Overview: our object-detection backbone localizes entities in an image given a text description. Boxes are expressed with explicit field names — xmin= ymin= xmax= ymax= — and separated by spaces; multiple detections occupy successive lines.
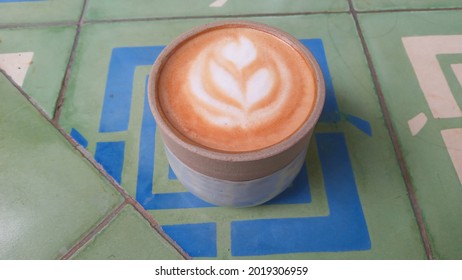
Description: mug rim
xmin=148 ymin=20 xmax=325 ymax=163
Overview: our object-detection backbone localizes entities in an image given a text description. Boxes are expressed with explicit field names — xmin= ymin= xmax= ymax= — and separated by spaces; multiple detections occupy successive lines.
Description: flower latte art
xmin=158 ymin=27 xmax=317 ymax=152
xmin=189 ymin=36 xmax=290 ymax=129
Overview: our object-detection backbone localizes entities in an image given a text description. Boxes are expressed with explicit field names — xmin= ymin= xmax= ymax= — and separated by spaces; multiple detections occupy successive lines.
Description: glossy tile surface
xmin=85 ymin=0 xmax=349 ymax=21
xmin=359 ymin=10 xmax=462 ymax=259
xmin=59 ymin=14 xmax=425 ymax=259
xmin=0 ymin=26 xmax=76 ymax=117
xmin=73 ymin=205 xmax=184 ymax=260
xmin=0 ymin=73 xmax=123 ymax=259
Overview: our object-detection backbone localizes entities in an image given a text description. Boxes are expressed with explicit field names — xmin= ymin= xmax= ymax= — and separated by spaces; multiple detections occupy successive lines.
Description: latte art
xmin=158 ymin=26 xmax=317 ymax=152
xmin=189 ymin=36 xmax=290 ymax=129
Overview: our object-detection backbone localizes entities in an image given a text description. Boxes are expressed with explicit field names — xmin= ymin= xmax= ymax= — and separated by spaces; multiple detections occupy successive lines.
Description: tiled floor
xmin=1 ymin=0 xmax=461 ymax=260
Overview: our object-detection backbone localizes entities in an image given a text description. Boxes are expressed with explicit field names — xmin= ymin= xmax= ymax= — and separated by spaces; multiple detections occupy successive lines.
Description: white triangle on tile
xmin=0 ymin=52 xmax=34 ymax=87
xmin=408 ymin=112 xmax=428 ymax=136
xmin=209 ymin=0 xmax=228 ymax=7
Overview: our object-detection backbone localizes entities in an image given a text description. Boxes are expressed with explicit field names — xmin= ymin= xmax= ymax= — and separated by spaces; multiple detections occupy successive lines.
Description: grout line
xmin=82 ymin=10 xmax=348 ymax=24
xmin=126 ymin=197 xmax=192 ymax=260
xmin=357 ymin=6 xmax=462 ymax=14
xmin=1 ymin=69 xmax=53 ymax=121
xmin=51 ymin=0 xmax=89 ymax=124
xmin=347 ymin=0 xmax=434 ymax=259
xmin=1 ymin=70 xmax=191 ymax=260
xmin=0 ymin=21 xmax=77 ymax=29
xmin=80 ymin=6 xmax=462 ymax=25
xmin=60 ymin=201 xmax=128 ymax=260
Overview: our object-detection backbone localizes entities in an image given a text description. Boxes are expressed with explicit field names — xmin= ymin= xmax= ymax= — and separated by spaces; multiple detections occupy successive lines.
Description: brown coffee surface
xmin=157 ymin=25 xmax=317 ymax=152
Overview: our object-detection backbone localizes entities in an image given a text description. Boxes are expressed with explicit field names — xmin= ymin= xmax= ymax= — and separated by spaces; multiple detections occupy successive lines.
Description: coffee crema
xmin=157 ymin=25 xmax=317 ymax=152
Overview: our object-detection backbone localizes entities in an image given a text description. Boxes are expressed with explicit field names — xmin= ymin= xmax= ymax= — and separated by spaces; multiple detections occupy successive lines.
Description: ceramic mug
xmin=148 ymin=20 xmax=325 ymax=207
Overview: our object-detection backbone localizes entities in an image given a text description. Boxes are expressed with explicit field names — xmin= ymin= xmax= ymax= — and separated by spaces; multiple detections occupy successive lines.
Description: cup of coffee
xmin=148 ymin=20 xmax=325 ymax=207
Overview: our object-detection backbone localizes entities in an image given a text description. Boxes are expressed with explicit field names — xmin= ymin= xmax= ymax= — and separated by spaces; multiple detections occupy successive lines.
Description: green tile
xmin=0 ymin=0 xmax=83 ymax=25
xmin=359 ymin=10 xmax=462 ymax=259
xmin=85 ymin=0 xmax=349 ymax=21
xmin=352 ymin=0 xmax=462 ymax=11
xmin=0 ymin=26 xmax=76 ymax=117
xmin=73 ymin=205 xmax=184 ymax=260
xmin=0 ymin=73 xmax=123 ymax=259
xmin=59 ymin=15 xmax=425 ymax=259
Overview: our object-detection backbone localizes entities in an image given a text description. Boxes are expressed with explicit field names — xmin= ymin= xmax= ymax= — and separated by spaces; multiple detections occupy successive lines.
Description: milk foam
xmin=158 ymin=26 xmax=317 ymax=152
xmin=189 ymin=35 xmax=290 ymax=128
xmin=222 ymin=36 xmax=256 ymax=70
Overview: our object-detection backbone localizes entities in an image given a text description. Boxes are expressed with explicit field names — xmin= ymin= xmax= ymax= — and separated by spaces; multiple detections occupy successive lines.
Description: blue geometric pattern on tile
xmin=162 ymin=223 xmax=217 ymax=257
xmin=303 ymin=39 xmax=371 ymax=136
xmin=231 ymin=133 xmax=371 ymax=256
xmin=94 ymin=141 xmax=125 ymax=184
xmin=99 ymin=46 xmax=163 ymax=133
xmin=70 ymin=39 xmax=371 ymax=257
xmin=70 ymin=128 xmax=88 ymax=148
xmin=345 ymin=113 xmax=372 ymax=136
xmin=301 ymin=39 xmax=339 ymax=123
xmin=168 ymin=165 xmax=177 ymax=180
